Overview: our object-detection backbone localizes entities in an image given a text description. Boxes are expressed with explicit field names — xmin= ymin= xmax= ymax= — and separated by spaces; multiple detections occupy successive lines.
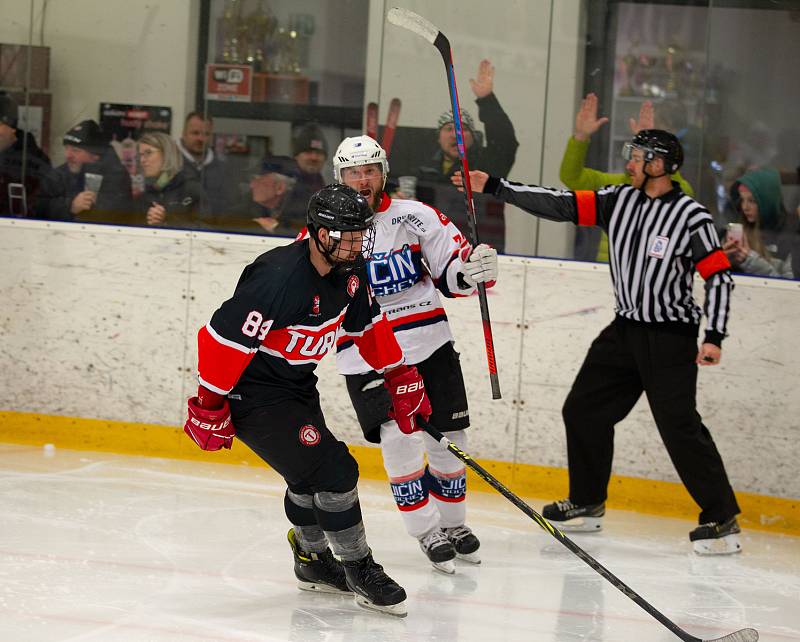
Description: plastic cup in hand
xmin=84 ymin=172 xmax=103 ymax=194
xmin=397 ymin=175 xmax=417 ymax=199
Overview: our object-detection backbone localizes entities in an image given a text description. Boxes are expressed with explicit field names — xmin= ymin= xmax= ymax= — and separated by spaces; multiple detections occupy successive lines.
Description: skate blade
xmin=455 ymin=552 xmax=481 ymax=564
xmin=556 ymin=517 xmax=603 ymax=532
xmin=693 ymin=533 xmax=742 ymax=556
xmin=432 ymin=559 xmax=456 ymax=574
xmin=353 ymin=594 xmax=408 ymax=617
xmin=297 ymin=580 xmax=351 ymax=594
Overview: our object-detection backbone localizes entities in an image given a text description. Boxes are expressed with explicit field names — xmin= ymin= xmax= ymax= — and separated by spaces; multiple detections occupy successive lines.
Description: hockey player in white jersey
xmin=333 ymin=135 xmax=498 ymax=573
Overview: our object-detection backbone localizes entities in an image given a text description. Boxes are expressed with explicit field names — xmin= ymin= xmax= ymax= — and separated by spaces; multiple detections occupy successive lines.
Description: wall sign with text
xmin=205 ymin=64 xmax=253 ymax=102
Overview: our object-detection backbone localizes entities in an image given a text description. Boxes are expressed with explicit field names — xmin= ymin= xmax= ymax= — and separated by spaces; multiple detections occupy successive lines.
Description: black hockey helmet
xmin=307 ymin=184 xmax=375 ymax=272
xmin=623 ymin=129 xmax=684 ymax=174
xmin=307 ymin=183 xmax=374 ymax=232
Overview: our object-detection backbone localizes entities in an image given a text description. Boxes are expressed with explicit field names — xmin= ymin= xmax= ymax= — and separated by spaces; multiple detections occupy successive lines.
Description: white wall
xmin=0 ymin=0 xmax=199 ymax=165
xmin=2 ymin=219 xmax=798 ymax=499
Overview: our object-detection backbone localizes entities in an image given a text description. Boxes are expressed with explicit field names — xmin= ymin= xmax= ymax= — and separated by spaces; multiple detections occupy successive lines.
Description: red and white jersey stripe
xmin=336 ymin=193 xmax=479 ymax=374
xmin=197 ymin=240 xmax=403 ymax=406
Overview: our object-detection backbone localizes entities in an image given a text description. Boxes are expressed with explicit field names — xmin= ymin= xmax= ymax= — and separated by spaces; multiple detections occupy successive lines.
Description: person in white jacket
xmin=333 ymin=135 xmax=498 ymax=574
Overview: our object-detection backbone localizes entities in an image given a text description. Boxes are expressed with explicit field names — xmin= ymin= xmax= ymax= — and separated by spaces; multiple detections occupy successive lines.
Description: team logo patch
xmin=346 ymin=274 xmax=359 ymax=297
xmin=648 ymin=235 xmax=669 ymax=259
xmin=311 ymin=294 xmax=320 ymax=316
xmin=299 ymin=424 xmax=321 ymax=446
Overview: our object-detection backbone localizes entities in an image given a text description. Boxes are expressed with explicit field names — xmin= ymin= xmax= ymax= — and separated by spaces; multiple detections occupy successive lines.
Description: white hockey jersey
xmin=336 ymin=192 xmax=477 ymax=374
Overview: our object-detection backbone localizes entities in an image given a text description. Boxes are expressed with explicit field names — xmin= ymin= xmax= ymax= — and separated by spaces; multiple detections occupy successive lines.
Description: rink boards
xmin=1 ymin=218 xmax=798 ymax=534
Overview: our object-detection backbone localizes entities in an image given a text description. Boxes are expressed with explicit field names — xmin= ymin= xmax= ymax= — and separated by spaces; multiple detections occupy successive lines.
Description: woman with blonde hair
xmin=138 ymin=131 xmax=207 ymax=227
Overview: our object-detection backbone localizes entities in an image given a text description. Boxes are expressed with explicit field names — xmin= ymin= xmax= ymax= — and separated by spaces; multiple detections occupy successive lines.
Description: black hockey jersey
xmin=196 ymin=240 xmax=403 ymax=406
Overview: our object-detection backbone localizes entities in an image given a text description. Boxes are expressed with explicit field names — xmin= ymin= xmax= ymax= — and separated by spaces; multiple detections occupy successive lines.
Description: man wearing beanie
xmin=282 ymin=122 xmax=328 ymax=232
xmin=292 ymin=122 xmax=328 ymax=177
xmin=0 ymin=91 xmax=61 ymax=218
xmin=413 ymin=60 xmax=518 ymax=251
xmin=53 ymin=119 xmax=132 ymax=222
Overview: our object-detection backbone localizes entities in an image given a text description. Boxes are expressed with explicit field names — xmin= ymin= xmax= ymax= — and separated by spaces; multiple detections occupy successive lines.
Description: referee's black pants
xmin=562 ymin=318 xmax=740 ymax=524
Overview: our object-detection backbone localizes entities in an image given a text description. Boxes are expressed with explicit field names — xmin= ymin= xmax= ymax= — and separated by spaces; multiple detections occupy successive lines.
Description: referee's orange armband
xmin=575 ymin=191 xmax=597 ymax=226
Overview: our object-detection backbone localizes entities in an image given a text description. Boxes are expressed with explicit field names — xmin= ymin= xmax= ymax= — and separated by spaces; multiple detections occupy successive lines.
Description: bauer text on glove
xmin=184 ymin=394 xmax=235 ymax=451
xmin=384 ymin=365 xmax=432 ymax=434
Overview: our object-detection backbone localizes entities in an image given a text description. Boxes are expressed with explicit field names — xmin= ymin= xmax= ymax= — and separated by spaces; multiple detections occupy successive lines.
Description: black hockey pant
xmin=562 ymin=318 xmax=740 ymax=524
xmin=232 ymin=397 xmax=366 ymax=559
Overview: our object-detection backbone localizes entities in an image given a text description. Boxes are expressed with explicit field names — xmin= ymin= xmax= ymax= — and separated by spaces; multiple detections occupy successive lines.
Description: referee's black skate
xmin=542 ymin=499 xmax=605 ymax=532
xmin=443 ymin=525 xmax=481 ymax=564
xmin=418 ymin=527 xmax=457 ymax=574
xmin=287 ymin=529 xmax=350 ymax=594
xmin=342 ymin=552 xmax=407 ymax=617
xmin=690 ymin=517 xmax=742 ymax=555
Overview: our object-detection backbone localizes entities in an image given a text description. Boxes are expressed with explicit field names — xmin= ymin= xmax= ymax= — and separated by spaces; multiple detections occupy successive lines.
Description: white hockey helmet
xmin=332 ymin=135 xmax=389 ymax=186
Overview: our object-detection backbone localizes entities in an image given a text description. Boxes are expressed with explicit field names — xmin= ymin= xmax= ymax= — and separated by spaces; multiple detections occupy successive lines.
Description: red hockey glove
xmin=384 ymin=365 xmax=432 ymax=434
xmin=184 ymin=396 xmax=235 ymax=451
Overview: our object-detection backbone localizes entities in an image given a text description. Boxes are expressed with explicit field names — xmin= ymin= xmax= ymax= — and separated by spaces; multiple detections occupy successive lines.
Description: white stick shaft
xmin=387 ymin=7 xmax=439 ymax=43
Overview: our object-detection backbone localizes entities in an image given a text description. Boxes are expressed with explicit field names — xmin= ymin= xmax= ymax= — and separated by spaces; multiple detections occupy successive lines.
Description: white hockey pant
xmin=380 ymin=420 xmax=468 ymax=539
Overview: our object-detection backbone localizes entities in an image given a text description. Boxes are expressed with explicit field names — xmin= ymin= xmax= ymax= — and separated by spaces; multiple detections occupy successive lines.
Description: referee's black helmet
xmin=627 ymin=129 xmax=684 ymax=174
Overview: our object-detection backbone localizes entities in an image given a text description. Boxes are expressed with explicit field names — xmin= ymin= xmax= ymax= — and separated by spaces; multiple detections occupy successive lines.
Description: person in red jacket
xmin=184 ymin=184 xmax=432 ymax=617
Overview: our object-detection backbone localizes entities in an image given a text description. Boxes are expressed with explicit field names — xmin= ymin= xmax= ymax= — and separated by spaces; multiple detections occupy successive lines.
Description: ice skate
xmin=419 ymin=527 xmax=457 ymax=574
xmin=690 ymin=517 xmax=742 ymax=555
xmin=443 ymin=525 xmax=481 ymax=564
xmin=542 ymin=499 xmax=605 ymax=532
xmin=342 ymin=552 xmax=407 ymax=617
xmin=287 ymin=529 xmax=350 ymax=594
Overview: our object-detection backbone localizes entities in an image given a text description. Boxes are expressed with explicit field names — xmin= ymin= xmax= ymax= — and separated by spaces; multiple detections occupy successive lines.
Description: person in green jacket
xmin=724 ymin=167 xmax=793 ymax=279
xmin=561 ymin=93 xmax=693 ymax=262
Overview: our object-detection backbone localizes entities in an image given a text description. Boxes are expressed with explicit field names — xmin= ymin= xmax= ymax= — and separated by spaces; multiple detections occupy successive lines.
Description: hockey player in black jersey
xmin=453 ymin=131 xmax=742 ymax=555
xmin=183 ymin=184 xmax=433 ymax=616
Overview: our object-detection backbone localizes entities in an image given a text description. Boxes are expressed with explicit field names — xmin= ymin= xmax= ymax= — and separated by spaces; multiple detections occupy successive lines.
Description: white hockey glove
xmin=460 ymin=244 xmax=498 ymax=288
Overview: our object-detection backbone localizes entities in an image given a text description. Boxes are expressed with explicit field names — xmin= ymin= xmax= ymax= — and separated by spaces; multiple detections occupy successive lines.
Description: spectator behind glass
xmin=724 ymin=167 xmax=793 ymax=279
xmin=177 ymin=112 xmax=235 ymax=216
xmin=282 ymin=122 xmax=327 ymax=230
xmin=222 ymin=155 xmax=299 ymax=236
xmin=415 ymin=59 xmax=518 ymax=185
xmin=137 ymin=132 xmax=208 ymax=228
xmin=562 ymin=94 xmax=694 ymax=262
xmin=54 ymin=119 xmax=132 ymax=222
xmin=0 ymin=91 xmax=61 ymax=219
xmin=406 ymin=60 xmax=517 ymax=251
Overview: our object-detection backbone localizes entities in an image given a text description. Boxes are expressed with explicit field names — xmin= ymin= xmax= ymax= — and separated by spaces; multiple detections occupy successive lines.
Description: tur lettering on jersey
xmin=260 ymin=312 xmax=345 ymax=365
xmin=196 ymin=241 xmax=404 ymax=400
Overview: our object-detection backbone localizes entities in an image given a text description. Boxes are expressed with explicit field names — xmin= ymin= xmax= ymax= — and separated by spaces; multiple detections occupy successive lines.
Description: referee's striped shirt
xmin=484 ymin=177 xmax=734 ymax=345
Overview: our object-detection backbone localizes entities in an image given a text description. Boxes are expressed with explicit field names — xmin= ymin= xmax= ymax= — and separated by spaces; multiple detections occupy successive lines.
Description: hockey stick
xmin=387 ymin=7 xmax=501 ymax=400
xmin=418 ymin=417 xmax=759 ymax=642
xmin=380 ymin=98 xmax=402 ymax=157
xmin=365 ymin=101 xmax=379 ymax=140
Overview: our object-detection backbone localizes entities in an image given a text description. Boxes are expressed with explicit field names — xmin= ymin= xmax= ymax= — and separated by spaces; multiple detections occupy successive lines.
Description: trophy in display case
xmin=215 ymin=0 xmax=311 ymax=104
xmin=244 ymin=0 xmax=277 ymax=69
xmin=220 ymin=0 xmax=241 ymax=63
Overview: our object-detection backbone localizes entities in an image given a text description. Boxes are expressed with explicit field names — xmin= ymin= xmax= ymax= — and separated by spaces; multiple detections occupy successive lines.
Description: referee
xmin=455 ymin=130 xmax=742 ymax=555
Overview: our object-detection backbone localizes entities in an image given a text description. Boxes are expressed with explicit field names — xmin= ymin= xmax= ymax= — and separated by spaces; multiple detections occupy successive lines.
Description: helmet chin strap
xmin=311 ymin=226 xmax=358 ymax=275
xmin=640 ymin=162 xmax=667 ymax=191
